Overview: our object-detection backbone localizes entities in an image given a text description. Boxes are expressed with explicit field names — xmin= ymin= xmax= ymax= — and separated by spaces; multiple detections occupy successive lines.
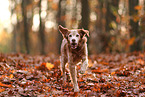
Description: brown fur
xmin=59 ymin=25 xmax=89 ymax=92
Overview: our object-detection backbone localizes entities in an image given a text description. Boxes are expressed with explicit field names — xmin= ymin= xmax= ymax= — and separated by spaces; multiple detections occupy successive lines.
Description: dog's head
xmin=59 ymin=25 xmax=89 ymax=49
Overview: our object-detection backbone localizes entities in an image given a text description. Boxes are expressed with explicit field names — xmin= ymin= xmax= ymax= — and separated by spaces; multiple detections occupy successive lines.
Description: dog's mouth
xmin=71 ymin=43 xmax=78 ymax=49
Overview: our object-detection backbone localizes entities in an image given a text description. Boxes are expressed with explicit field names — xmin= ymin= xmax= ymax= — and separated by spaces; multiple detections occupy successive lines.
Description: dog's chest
xmin=69 ymin=47 xmax=85 ymax=63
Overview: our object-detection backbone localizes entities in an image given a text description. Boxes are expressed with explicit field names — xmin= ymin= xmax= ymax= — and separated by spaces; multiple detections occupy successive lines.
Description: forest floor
xmin=0 ymin=52 xmax=144 ymax=96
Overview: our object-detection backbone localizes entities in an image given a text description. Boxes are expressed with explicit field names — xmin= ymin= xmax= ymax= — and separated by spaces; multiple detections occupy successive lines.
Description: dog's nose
xmin=72 ymin=39 xmax=76 ymax=42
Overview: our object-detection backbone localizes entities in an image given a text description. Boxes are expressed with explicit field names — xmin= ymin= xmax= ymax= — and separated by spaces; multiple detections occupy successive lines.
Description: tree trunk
xmin=96 ymin=0 xmax=103 ymax=33
xmin=80 ymin=0 xmax=90 ymax=30
xmin=129 ymin=0 xmax=141 ymax=51
xmin=39 ymin=0 xmax=45 ymax=55
xmin=80 ymin=0 xmax=90 ymax=53
xmin=21 ymin=0 xmax=30 ymax=54
xmin=140 ymin=0 xmax=145 ymax=51
xmin=106 ymin=0 xmax=119 ymax=32
xmin=103 ymin=0 xmax=119 ymax=52
xmin=94 ymin=0 xmax=104 ymax=53
xmin=57 ymin=0 xmax=66 ymax=54
xmin=12 ymin=26 xmax=17 ymax=53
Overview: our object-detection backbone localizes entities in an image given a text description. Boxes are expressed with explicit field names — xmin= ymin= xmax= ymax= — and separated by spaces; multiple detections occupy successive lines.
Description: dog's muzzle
xmin=71 ymin=43 xmax=78 ymax=49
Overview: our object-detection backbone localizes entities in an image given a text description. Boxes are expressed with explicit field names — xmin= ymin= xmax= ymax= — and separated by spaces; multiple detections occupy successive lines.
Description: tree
xmin=95 ymin=0 xmax=107 ymax=53
xmin=39 ymin=0 xmax=46 ymax=55
xmin=103 ymin=0 xmax=119 ymax=52
xmin=106 ymin=0 xmax=119 ymax=32
xmin=140 ymin=0 xmax=145 ymax=51
xmin=21 ymin=0 xmax=30 ymax=54
xmin=9 ymin=0 xmax=17 ymax=53
xmin=80 ymin=0 xmax=90 ymax=30
xmin=129 ymin=0 xmax=141 ymax=51
xmin=57 ymin=0 xmax=66 ymax=54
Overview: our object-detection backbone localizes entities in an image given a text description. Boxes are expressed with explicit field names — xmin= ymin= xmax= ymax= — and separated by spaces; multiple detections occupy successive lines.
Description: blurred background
xmin=0 ymin=0 xmax=145 ymax=55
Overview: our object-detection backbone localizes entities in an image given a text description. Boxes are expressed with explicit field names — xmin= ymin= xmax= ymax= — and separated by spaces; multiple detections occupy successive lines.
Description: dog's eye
xmin=76 ymin=34 xmax=79 ymax=37
xmin=69 ymin=35 xmax=72 ymax=37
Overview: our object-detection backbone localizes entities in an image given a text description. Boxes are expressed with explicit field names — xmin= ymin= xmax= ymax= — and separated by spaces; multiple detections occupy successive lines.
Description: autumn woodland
xmin=0 ymin=0 xmax=145 ymax=96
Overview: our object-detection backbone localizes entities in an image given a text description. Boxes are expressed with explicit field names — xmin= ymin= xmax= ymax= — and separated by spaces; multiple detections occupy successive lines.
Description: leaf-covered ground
xmin=0 ymin=52 xmax=144 ymax=96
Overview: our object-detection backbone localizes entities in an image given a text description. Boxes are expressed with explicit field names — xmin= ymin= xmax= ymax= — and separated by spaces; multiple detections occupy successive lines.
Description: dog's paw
xmin=79 ymin=69 xmax=86 ymax=74
xmin=74 ymin=87 xmax=79 ymax=92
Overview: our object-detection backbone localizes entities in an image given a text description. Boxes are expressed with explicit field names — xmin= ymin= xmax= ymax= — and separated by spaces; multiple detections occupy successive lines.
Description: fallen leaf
xmin=9 ymin=74 xmax=14 ymax=79
xmin=36 ymin=62 xmax=54 ymax=71
xmin=46 ymin=63 xmax=54 ymax=70
xmin=88 ymin=60 xmax=93 ymax=67
xmin=134 ymin=5 xmax=142 ymax=10
xmin=111 ymin=72 xmax=116 ymax=75
xmin=0 ymin=88 xmax=5 ymax=92
xmin=136 ymin=59 xmax=144 ymax=65
xmin=0 ymin=82 xmax=12 ymax=88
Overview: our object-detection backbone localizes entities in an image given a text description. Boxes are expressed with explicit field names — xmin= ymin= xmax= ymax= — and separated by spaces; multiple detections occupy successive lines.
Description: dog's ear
xmin=79 ymin=29 xmax=89 ymax=38
xmin=58 ymin=25 xmax=69 ymax=38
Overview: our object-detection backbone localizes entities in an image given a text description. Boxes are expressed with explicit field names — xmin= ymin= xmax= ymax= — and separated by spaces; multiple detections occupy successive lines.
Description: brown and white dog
xmin=59 ymin=25 xmax=89 ymax=92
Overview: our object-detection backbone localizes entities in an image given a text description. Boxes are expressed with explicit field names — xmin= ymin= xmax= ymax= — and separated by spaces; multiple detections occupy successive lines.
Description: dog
xmin=59 ymin=25 xmax=89 ymax=92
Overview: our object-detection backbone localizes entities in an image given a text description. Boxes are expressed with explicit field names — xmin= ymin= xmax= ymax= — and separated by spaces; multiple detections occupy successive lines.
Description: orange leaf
xmin=11 ymin=70 xmax=15 ymax=73
xmin=0 ymin=88 xmax=5 ymax=92
xmin=111 ymin=72 xmax=116 ymax=75
xmin=36 ymin=62 xmax=54 ymax=71
xmin=46 ymin=63 xmax=54 ymax=70
xmin=92 ymin=69 xmax=102 ymax=74
xmin=0 ymin=82 xmax=12 ymax=88
xmin=136 ymin=59 xmax=144 ymax=65
xmin=101 ymin=68 xmax=109 ymax=73
xmin=93 ymin=87 xmax=100 ymax=92
xmin=88 ymin=60 xmax=93 ymax=67
xmin=117 ymin=83 xmax=121 ymax=87
xmin=134 ymin=5 xmax=142 ymax=10
xmin=101 ymin=62 xmax=109 ymax=65
xmin=9 ymin=74 xmax=13 ymax=79
xmin=128 ymin=37 xmax=135 ymax=45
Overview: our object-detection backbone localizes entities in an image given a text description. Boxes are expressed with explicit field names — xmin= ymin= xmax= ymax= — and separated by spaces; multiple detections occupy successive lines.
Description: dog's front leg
xmin=60 ymin=56 xmax=67 ymax=84
xmin=80 ymin=44 xmax=89 ymax=74
xmin=80 ymin=57 xmax=88 ymax=74
xmin=69 ymin=64 xmax=79 ymax=92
